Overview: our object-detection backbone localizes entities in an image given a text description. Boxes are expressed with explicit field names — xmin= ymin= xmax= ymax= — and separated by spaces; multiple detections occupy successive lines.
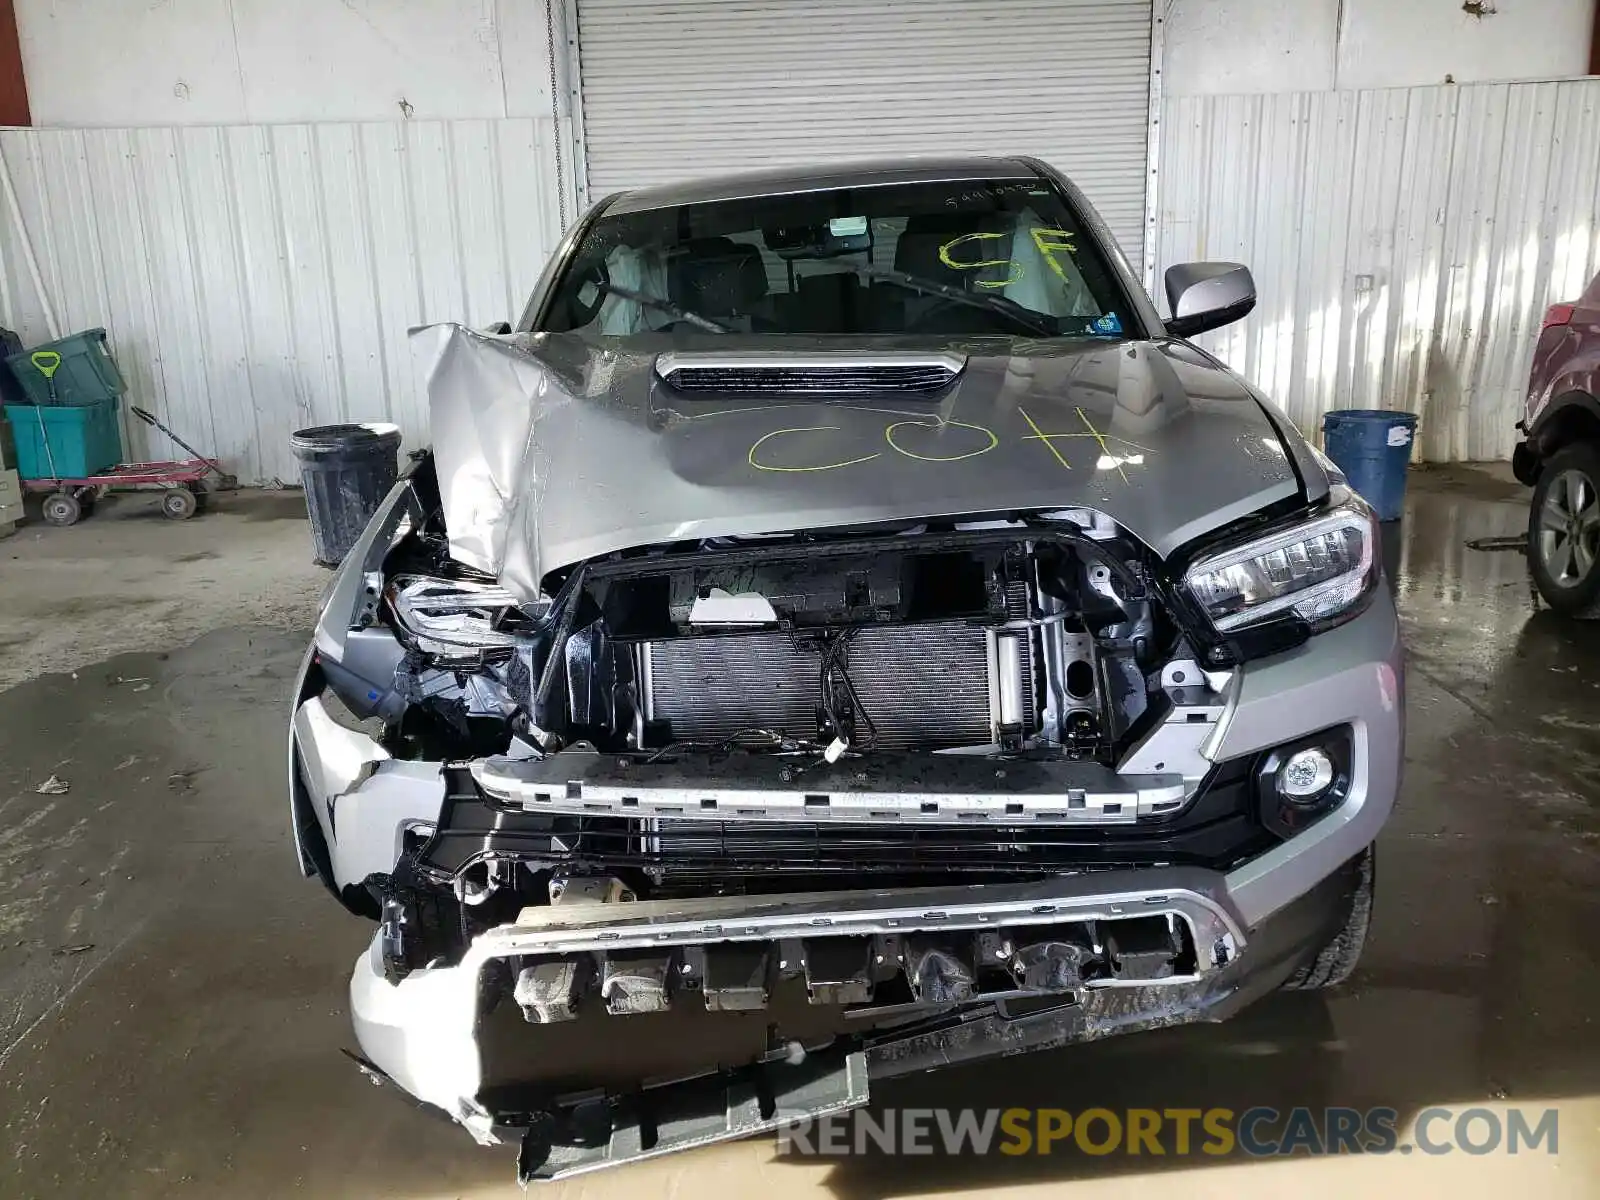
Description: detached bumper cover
xmin=474 ymin=872 xmax=1243 ymax=959
xmin=297 ymin=594 xmax=1402 ymax=1176
xmin=351 ymin=870 xmax=1247 ymax=1107
xmin=350 ymin=854 xmax=1359 ymax=1181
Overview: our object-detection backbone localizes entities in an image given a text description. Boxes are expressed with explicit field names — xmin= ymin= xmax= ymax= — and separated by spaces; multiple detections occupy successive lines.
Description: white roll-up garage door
xmin=574 ymin=0 xmax=1153 ymax=258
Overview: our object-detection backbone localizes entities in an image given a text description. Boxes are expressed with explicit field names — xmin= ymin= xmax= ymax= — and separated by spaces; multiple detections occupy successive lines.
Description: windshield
xmin=540 ymin=178 xmax=1135 ymax=340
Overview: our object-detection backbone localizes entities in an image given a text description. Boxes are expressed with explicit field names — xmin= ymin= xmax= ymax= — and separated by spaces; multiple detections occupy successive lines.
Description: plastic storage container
xmin=1321 ymin=409 xmax=1419 ymax=522
xmin=290 ymin=423 xmax=402 ymax=566
xmin=4 ymin=402 xmax=124 ymax=479
xmin=4 ymin=328 xmax=128 ymax=407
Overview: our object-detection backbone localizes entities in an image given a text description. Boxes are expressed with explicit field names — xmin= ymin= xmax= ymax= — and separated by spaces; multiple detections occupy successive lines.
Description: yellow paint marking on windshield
xmin=938 ymin=231 xmax=1023 ymax=289
xmin=936 ymin=228 xmax=1080 ymax=292
xmin=747 ymin=426 xmax=881 ymax=473
xmin=884 ymin=418 xmax=1000 ymax=463
xmin=1030 ymin=228 xmax=1078 ymax=286
xmin=1018 ymin=407 xmax=1071 ymax=471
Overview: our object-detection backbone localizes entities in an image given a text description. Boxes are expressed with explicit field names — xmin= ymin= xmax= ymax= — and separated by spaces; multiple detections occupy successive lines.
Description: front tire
xmin=1529 ymin=442 xmax=1600 ymax=617
xmin=1281 ymin=845 xmax=1374 ymax=991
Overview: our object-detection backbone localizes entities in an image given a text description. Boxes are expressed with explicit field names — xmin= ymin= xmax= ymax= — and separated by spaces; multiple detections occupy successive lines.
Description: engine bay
xmin=299 ymin=459 xmax=1271 ymax=1013
xmin=372 ymin=464 xmax=1171 ymax=769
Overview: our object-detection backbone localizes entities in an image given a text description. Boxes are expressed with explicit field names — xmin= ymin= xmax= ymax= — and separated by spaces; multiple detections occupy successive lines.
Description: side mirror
xmin=1163 ymin=262 xmax=1256 ymax=338
xmin=484 ymin=320 xmax=513 ymax=336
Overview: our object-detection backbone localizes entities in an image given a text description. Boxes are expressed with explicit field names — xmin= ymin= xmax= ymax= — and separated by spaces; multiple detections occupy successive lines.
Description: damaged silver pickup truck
xmin=288 ymin=157 xmax=1403 ymax=1181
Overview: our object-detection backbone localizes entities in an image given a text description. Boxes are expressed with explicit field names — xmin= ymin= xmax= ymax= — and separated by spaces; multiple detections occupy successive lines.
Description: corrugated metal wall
xmin=575 ymin=0 xmax=1154 ymax=256
xmin=1156 ymin=78 xmax=1600 ymax=462
xmin=0 ymin=119 xmax=568 ymax=483
xmin=1 ymin=77 xmax=1593 ymax=479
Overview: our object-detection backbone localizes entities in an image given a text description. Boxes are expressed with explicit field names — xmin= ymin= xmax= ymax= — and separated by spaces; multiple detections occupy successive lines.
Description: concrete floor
xmin=1 ymin=471 xmax=1599 ymax=1198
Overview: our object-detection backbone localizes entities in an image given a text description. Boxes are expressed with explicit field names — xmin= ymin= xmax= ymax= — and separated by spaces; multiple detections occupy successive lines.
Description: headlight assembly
xmin=387 ymin=575 xmax=537 ymax=653
xmin=1184 ymin=491 xmax=1379 ymax=634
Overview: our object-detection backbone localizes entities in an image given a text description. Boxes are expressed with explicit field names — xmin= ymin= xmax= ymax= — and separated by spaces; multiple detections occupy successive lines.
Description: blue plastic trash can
xmin=1321 ymin=409 xmax=1419 ymax=522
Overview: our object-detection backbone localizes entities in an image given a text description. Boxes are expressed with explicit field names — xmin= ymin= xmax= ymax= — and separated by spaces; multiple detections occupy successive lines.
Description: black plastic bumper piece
xmin=517 ymin=1048 xmax=870 ymax=1182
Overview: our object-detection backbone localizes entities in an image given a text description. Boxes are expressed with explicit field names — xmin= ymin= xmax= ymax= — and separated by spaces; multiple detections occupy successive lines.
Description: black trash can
xmin=290 ymin=423 xmax=402 ymax=567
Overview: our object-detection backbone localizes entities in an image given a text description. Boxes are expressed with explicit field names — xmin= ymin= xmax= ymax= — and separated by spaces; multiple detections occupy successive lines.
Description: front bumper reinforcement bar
xmin=476 ymin=870 xmax=1246 ymax=972
xmin=472 ymin=748 xmax=1190 ymax=824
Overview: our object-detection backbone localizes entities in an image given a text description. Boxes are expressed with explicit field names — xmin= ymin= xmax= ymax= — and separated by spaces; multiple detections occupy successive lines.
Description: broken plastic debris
xmin=131 ymin=683 xmax=151 ymax=693
xmin=688 ymin=588 xmax=779 ymax=624
xmin=824 ymin=738 xmax=848 ymax=764
xmin=51 ymin=944 xmax=94 ymax=957
xmin=505 ymin=735 xmax=543 ymax=761
xmin=35 ymin=775 xmax=70 ymax=795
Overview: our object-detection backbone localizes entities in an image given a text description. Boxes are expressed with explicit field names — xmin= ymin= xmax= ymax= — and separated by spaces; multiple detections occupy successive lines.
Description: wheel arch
xmin=1530 ymin=391 xmax=1600 ymax=464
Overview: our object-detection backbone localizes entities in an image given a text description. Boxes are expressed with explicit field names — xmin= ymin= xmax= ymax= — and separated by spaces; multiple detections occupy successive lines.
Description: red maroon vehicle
xmin=1515 ymin=270 xmax=1600 ymax=615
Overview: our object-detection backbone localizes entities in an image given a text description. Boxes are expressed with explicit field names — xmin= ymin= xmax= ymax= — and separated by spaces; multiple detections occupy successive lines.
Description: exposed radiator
xmin=641 ymin=620 xmax=1033 ymax=750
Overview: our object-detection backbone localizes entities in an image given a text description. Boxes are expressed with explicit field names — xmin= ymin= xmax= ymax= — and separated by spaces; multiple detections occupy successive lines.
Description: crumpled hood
xmin=410 ymin=326 xmax=1306 ymax=603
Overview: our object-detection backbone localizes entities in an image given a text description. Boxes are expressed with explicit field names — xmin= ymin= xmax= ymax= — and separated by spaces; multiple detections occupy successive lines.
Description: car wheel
xmin=1528 ymin=443 xmax=1600 ymax=617
xmin=1281 ymin=845 xmax=1373 ymax=991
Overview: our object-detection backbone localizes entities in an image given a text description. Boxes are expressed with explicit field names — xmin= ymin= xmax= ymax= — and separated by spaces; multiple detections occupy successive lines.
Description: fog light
xmin=1277 ymin=747 xmax=1335 ymax=802
xmin=1253 ymin=726 xmax=1353 ymax=840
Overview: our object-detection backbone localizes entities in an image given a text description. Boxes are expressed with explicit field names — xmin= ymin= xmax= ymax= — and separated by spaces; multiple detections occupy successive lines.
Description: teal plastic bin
xmin=4 ymin=402 xmax=123 ymax=479
xmin=4 ymin=328 xmax=127 ymax=407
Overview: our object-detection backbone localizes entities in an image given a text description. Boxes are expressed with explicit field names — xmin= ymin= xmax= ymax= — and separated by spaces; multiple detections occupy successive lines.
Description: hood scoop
xmin=655 ymin=351 xmax=965 ymax=397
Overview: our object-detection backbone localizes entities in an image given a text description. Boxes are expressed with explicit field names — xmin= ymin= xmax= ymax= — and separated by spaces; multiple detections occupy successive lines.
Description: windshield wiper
xmin=595 ymin=281 xmax=731 ymax=334
xmin=851 ymin=266 xmax=1057 ymax=337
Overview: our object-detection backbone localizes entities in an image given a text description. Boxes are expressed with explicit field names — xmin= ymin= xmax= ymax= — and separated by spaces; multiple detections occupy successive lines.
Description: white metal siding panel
xmin=576 ymin=0 xmax=1153 ymax=257
xmin=0 ymin=118 xmax=569 ymax=483
xmin=1156 ymin=78 xmax=1600 ymax=462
